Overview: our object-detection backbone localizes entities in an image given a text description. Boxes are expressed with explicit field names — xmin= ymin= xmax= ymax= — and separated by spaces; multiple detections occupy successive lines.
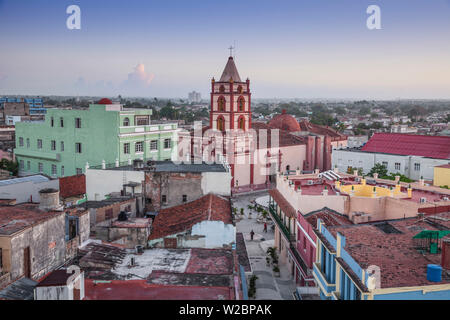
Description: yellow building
xmin=434 ymin=164 xmax=450 ymax=187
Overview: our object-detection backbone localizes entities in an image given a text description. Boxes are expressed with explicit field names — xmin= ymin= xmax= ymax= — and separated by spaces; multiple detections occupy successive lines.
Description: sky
xmin=0 ymin=0 xmax=450 ymax=99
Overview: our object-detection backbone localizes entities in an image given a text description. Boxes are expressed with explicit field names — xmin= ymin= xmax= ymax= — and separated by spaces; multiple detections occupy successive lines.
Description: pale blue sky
xmin=0 ymin=0 xmax=449 ymax=99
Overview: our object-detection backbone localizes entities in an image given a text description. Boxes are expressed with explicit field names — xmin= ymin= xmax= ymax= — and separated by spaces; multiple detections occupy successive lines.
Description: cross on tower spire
xmin=228 ymin=45 xmax=235 ymax=57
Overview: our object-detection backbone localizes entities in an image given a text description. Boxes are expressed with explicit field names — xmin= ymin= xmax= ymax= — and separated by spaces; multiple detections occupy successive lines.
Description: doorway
xmin=23 ymin=247 xmax=31 ymax=278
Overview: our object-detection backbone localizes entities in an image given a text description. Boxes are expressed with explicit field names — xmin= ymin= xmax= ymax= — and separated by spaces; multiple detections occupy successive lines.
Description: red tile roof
xmin=148 ymin=194 xmax=232 ymax=240
xmin=268 ymin=189 xmax=297 ymax=218
xmin=84 ymin=279 xmax=232 ymax=300
xmin=328 ymin=213 xmax=450 ymax=288
xmin=361 ymin=133 xmax=450 ymax=159
xmin=185 ymin=248 xmax=233 ymax=275
xmin=59 ymin=174 xmax=86 ymax=198
xmin=268 ymin=110 xmax=301 ymax=132
xmin=298 ymin=120 xmax=347 ymax=140
xmin=252 ymin=122 xmax=306 ymax=148
xmin=304 ymin=207 xmax=353 ymax=227
xmin=0 ymin=204 xmax=64 ymax=236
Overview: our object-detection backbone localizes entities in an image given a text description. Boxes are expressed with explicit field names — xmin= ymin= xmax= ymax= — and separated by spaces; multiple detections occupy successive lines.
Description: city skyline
xmin=1 ymin=0 xmax=450 ymax=99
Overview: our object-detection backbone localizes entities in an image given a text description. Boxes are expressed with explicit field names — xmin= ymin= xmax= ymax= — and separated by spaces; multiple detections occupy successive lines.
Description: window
xmin=61 ymin=166 xmax=65 ymax=177
xmin=27 ymin=161 xmax=30 ymax=170
xmin=150 ymin=140 xmax=158 ymax=151
xmin=37 ymin=139 xmax=42 ymax=149
xmin=76 ymin=168 xmax=82 ymax=175
xmin=414 ymin=163 xmax=420 ymax=171
xmin=237 ymin=85 xmax=243 ymax=93
xmin=19 ymin=160 xmax=24 ymax=170
xmin=382 ymin=161 xmax=388 ymax=168
xmin=51 ymin=140 xmax=56 ymax=151
xmin=162 ymin=195 xmax=167 ymax=203
xmin=51 ymin=164 xmax=57 ymax=175
xmin=219 ymin=85 xmax=225 ymax=93
xmin=75 ymin=143 xmax=82 ymax=153
xmin=75 ymin=118 xmax=81 ymax=128
xmin=395 ymin=162 xmax=401 ymax=170
xmin=38 ymin=163 xmax=43 ymax=173
xmin=218 ymin=97 xmax=225 ymax=111
xmin=26 ymin=138 xmax=30 ymax=148
xmin=182 ymin=195 xmax=187 ymax=202
xmin=164 ymin=139 xmax=171 ymax=149
xmin=238 ymin=117 xmax=245 ymax=130
xmin=135 ymin=116 xmax=149 ymax=126
xmin=60 ymin=117 xmax=64 ymax=127
xmin=124 ymin=143 xmax=130 ymax=154
xmin=135 ymin=141 xmax=144 ymax=153
xmin=217 ymin=117 xmax=225 ymax=131
xmin=19 ymin=137 xmax=24 ymax=147
xmin=238 ymin=97 xmax=245 ymax=111
xmin=61 ymin=141 xmax=64 ymax=151
xmin=123 ymin=117 xmax=130 ymax=126
xmin=50 ymin=117 xmax=54 ymax=127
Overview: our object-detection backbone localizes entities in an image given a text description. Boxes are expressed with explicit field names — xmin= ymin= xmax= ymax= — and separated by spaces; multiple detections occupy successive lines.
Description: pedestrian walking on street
xmin=250 ymin=230 xmax=255 ymax=241
xmin=263 ymin=222 xmax=267 ymax=233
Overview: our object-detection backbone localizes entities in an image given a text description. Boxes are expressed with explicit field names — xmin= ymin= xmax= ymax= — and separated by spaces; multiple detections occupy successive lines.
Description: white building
xmin=332 ymin=133 xmax=450 ymax=180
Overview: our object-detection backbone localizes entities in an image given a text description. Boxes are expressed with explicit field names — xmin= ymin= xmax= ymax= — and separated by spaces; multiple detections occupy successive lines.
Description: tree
xmin=0 ymin=158 xmax=18 ymax=176
xmin=368 ymin=163 xmax=388 ymax=177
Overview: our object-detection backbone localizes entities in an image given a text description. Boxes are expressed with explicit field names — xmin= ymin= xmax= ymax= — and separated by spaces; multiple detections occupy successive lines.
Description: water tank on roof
xmin=426 ymin=264 xmax=442 ymax=282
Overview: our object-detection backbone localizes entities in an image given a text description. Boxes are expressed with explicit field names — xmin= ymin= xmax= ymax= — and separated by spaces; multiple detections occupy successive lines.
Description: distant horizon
xmin=1 ymin=0 xmax=450 ymax=99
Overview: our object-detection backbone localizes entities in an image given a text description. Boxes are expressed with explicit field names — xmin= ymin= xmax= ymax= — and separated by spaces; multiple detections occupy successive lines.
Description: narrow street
xmin=233 ymin=192 xmax=297 ymax=300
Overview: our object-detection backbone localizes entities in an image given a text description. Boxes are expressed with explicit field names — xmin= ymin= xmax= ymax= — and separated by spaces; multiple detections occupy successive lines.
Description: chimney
xmin=442 ymin=239 xmax=450 ymax=270
xmin=39 ymin=188 xmax=63 ymax=211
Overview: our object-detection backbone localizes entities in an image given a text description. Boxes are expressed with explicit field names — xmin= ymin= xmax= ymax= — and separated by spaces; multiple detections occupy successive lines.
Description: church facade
xmin=179 ymin=56 xmax=347 ymax=193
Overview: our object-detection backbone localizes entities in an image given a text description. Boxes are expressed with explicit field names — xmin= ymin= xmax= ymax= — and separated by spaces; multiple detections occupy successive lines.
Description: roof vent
xmin=307 ymin=180 xmax=313 ymax=185
xmin=420 ymin=197 xmax=427 ymax=203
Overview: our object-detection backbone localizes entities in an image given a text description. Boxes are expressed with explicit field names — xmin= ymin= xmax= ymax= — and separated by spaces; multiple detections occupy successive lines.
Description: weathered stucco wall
xmin=9 ymin=213 xmax=66 ymax=282
xmin=85 ymin=169 xmax=145 ymax=200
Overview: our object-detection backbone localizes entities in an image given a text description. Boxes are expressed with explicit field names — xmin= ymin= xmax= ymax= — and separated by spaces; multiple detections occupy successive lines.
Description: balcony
xmin=288 ymin=244 xmax=310 ymax=277
xmin=269 ymin=205 xmax=291 ymax=241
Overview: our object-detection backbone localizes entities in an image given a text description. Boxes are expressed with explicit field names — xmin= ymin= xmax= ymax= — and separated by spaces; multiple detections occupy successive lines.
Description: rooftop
xmin=79 ymin=196 xmax=134 ymax=209
xmin=219 ymin=56 xmax=242 ymax=82
xmin=327 ymin=213 xmax=450 ymax=288
xmin=84 ymin=280 xmax=232 ymax=300
xmin=36 ymin=269 xmax=76 ymax=287
xmin=111 ymin=218 xmax=152 ymax=229
xmin=0 ymin=278 xmax=37 ymax=300
xmin=149 ymin=193 xmax=232 ymax=240
xmin=110 ymin=161 xmax=227 ymax=173
xmin=78 ymin=242 xmax=234 ymax=283
xmin=304 ymin=207 xmax=353 ymax=228
xmin=0 ymin=174 xmax=49 ymax=187
xmin=361 ymin=133 xmax=450 ymax=159
xmin=0 ymin=203 xmax=65 ymax=236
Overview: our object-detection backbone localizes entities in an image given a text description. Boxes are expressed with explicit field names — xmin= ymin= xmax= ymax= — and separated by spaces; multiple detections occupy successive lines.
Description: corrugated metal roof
xmin=361 ymin=133 xmax=450 ymax=159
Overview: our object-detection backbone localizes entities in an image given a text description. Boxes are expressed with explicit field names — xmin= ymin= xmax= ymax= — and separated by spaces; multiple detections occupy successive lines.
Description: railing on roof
xmin=269 ymin=204 xmax=291 ymax=240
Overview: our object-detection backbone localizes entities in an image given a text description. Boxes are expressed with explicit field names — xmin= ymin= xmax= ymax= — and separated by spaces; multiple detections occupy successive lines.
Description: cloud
xmin=70 ymin=64 xmax=155 ymax=97
xmin=122 ymin=63 xmax=154 ymax=88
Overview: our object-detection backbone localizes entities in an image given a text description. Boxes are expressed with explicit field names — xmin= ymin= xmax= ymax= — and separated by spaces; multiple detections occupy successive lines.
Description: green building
xmin=14 ymin=100 xmax=178 ymax=177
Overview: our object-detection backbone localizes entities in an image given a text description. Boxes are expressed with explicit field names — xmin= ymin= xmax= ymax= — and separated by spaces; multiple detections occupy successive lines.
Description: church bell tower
xmin=210 ymin=55 xmax=251 ymax=132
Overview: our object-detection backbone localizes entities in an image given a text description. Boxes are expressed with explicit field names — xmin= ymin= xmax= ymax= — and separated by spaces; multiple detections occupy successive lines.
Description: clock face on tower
xmin=210 ymin=56 xmax=251 ymax=132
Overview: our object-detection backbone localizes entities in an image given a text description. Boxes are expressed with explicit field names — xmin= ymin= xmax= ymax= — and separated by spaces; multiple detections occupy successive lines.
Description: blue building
xmin=0 ymin=97 xmax=46 ymax=115
xmin=312 ymin=213 xmax=450 ymax=300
